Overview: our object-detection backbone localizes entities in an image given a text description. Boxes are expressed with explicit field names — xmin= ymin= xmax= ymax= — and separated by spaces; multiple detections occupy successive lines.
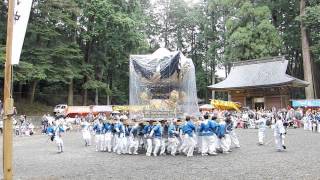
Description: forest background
xmin=0 ymin=0 xmax=319 ymax=114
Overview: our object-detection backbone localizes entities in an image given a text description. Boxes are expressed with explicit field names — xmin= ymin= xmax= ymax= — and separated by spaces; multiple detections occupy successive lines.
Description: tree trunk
xmin=83 ymin=89 xmax=88 ymax=106
xmin=212 ymin=74 xmax=216 ymax=100
xmin=164 ymin=0 xmax=170 ymax=48
xmin=95 ymin=68 xmax=104 ymax=105
xmin=211 ymin=54 xmax=216 ymax=100
xmin=83 ymin=39 xmax=92 ymax=106
xmin=95 ymin=88 xmax=98 ymax=105
xmin=164 ymin=21 xmax=169 ymax=48
xmin=271 ymin=0 xmax=278 ymax=27
xmin=17 ymin=82 xmax=23 ymax=101
xmin=300 ymin=0 xmax=315 ymax=99
xmin=312 ymin=62 xmax=320 ymax=98
xmin=68 ymin=79 xmax=73 ymax=105
xmin=106 ymin=84 xmax=110 ymax=105
xmin=29 ymin=80 xmax=38 ymax=104
xmin=106 ymin=69 xmax=113 ymax=105
xmin=82 ymin=11 xmax=95 ymax=105
xmin=205 ymin=58 xmax=208 ymax=103
xmin=224 ymin=64 xmax=228 ymax=77
xmin=107 ymin=96 xmax=110 ymax=105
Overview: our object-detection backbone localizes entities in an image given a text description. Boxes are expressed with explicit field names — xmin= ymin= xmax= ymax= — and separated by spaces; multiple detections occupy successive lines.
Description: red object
xmin=236 ymin=120 xmax=244 ymax=128
xmin=65 ymin=106 xmax=112 ymax=118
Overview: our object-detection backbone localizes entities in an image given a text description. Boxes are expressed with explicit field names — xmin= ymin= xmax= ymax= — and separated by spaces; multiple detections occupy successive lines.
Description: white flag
xmin=12 ymin=0 xmax=33 ymax=65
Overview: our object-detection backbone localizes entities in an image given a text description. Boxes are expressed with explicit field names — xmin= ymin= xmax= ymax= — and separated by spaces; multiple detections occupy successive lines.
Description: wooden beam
xmin=3 ymin=0 xmax=15 ymax=179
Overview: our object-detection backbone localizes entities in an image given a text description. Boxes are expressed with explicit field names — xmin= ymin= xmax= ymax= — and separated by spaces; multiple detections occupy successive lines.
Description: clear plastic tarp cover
xmin=129 ymin=48 xmax=200 ymax=120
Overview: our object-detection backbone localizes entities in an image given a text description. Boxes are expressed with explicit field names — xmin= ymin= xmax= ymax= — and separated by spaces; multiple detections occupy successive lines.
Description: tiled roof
xmin=208 ymin=56 xmax=309 ymax=90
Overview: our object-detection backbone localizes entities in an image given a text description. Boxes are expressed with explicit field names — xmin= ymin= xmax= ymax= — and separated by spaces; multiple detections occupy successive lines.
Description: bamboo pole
xmin=3 ymin=0 xmax=15 ymax=179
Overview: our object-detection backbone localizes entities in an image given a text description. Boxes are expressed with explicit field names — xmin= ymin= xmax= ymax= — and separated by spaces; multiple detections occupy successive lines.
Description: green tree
xmin=18 ymin=0 xmax=83 ymax=104
xmin=225 ymin=1 xmax=282 ymax=61
xmin=300 ymin=0 xmax=320 ymax=98
xmin=78 ymin=0 xmax=146 ymax=105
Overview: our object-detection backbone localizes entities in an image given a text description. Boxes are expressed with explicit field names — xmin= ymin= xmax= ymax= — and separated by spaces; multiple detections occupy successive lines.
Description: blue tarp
xmin=292 ymin=99 xmax=320 ymax=107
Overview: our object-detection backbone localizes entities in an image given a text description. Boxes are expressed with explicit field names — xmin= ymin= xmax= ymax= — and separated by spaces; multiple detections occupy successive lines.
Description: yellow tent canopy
xmin=112 ymin=106 xmax=129 ymax=111
xmin=210 ymin=99 xmax=241 ymax=112
xmin=113 ymin=105 xmax=146 ymax=112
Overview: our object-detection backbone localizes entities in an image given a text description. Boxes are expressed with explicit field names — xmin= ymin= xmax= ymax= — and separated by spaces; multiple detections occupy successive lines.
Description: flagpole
xmin=3 ymin=0 xmax=15 ymax=179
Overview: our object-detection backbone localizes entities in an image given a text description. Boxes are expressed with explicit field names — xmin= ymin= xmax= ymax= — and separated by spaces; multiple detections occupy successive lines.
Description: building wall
xmin=265 ymin=96 xmax=282 ymax=109
xmin=231 ymin=96 xmax=245 ymax=106
xmin=229 ymin=87 xmax=290 ymax=110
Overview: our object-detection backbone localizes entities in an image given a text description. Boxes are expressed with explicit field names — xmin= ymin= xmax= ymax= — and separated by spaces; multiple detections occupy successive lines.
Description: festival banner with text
xmin=12 ymin=0 xmax=33 ymax=65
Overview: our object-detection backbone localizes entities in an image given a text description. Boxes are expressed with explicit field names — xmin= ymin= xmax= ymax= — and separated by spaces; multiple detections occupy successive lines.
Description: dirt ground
xmin=0 ymin=128 xmax=320 ymax=180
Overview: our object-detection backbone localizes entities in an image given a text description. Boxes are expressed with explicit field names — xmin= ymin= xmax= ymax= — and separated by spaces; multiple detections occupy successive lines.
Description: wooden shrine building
xmin=208 ymin=56 xmax=309 ymax=110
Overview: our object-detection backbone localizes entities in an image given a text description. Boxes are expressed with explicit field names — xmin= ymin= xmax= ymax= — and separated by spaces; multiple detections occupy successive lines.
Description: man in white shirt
xmin=274 ymin=115 xmax=286 ymax=152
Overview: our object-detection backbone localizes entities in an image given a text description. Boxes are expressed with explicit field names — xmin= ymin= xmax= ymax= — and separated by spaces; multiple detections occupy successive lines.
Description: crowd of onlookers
xmin=0 ymin=105 xmax=320 ymax=136
xmin=0 ymin=100 xmax=35 ymax=136
xmin=13 ymin=115 xmax=35 ymax=136
xmin=203 ymin=107 xmax=320 ymax=132
xmin=0 ymin=114 xmax=35 ymax=136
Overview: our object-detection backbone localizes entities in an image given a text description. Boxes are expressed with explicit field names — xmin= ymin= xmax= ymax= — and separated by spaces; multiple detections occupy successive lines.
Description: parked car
xmin=53 ymin=104 xmax=67 ymax=116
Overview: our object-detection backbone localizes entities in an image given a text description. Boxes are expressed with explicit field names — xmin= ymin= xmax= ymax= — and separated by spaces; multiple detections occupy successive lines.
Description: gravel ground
xmin=0 ymin=128 xmax=320 ymax=180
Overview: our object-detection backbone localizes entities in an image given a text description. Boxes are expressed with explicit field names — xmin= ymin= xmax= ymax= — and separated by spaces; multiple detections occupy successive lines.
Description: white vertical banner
xmin=12 ymin=0 xmax=33 ymax=65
